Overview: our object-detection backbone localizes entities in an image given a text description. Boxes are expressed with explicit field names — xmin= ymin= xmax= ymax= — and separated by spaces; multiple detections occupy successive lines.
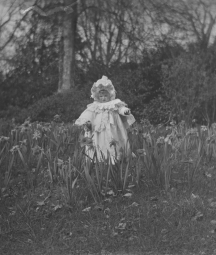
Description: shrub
xmin=13 ymin=88 xmax=91 ymax=123
xmin=0 ymin=118 xmax=15 ymax=136
xmin=141 ymin=96 xmax=172 ymax=125
xmin=162 ymin=52 xmax=216 ymax=124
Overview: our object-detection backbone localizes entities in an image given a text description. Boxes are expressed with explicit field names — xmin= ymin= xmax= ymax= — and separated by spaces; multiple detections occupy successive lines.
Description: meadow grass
xmin=1 ymin=119 xmax=216 ymax=254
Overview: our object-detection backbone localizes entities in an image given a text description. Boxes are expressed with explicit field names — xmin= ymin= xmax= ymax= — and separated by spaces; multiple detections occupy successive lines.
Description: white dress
xmin=75 ymin=99 xmax=135 ymax=162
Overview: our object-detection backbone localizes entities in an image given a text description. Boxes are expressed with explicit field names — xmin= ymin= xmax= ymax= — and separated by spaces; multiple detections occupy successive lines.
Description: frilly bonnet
xmin=91 ymin=76 xmax=116 ymax=101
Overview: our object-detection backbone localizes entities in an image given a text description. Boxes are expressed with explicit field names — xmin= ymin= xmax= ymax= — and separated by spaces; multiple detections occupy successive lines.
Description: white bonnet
xmin=91 ymin=76 xmax=116 ymax=101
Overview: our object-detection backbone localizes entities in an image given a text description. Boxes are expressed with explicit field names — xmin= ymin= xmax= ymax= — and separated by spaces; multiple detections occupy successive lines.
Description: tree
xmin=57 ymin=0 xmax=77 ymax=90
xmin=0 ymin=22 xmax=59 ymax=111
xmin=147 ymin=0 xmax=216 ymax=50
xmin=77 ymin=0 xmax=154 ymax=70
xmin=22 ymin=0 xmax=78 ymax=91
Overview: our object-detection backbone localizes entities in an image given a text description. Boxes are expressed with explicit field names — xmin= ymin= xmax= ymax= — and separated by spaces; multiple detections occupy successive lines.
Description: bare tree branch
xmin=0 ymin=1 xmax=17 ymax=31
xmin=0 ymin=0 xmax=30 ymax=52
xmin=21 ymin=1 xmax=78 ymax=15
xmin=147 ymin=0 xmax=216 ymax=49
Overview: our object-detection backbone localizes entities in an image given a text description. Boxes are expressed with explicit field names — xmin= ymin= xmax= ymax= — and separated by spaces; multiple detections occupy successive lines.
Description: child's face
xmin=98 ymin=90 xmax=110 ymax=103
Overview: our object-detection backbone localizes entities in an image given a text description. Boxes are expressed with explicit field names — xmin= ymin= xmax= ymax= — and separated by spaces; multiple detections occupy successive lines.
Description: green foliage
xmin=0 ymin=41 xmax=59 ymax=111
xmin=13 ymin=89 xmax=91 ymax=123
xmin=79 ymin=45 xmax=182 ymax=123
xmin=1 ymin=38 xmax=187 ymax=125
xmin=1 ymin=118 xmax=215 ymax=203
xmin=0 ymin=12 xmax=85 ymax=114
xmin=5 ymin=38 xmax=216 ymax=126
xmin=141 ymin=96 xmax=172 ymax=125
xmin=0 ymin=118 xmax=15 ymax=137
xmin=162 ymin=52 xmax=216 ymax=124
xmin=104 ymin=45 xmax=184 ymax=122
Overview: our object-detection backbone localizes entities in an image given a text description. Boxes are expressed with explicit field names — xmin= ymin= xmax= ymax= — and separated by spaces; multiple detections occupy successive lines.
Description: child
xmin=75 ymin=76 xmax=135 ymax=162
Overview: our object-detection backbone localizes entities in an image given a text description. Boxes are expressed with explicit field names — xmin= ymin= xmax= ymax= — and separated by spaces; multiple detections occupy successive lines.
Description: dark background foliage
xmin=1 ymin=0 xmax=216 ymax=126
xmin=1 ymin=41 xmax=216 ymax=125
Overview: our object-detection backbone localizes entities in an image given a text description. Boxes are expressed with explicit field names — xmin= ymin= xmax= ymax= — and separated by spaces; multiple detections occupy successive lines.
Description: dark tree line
xmin=1 ymin=0 xmax=216 ymax=124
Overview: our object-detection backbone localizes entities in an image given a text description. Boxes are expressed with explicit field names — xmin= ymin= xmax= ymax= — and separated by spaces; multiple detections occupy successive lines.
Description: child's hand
xmin=84 ymin=121 xmax=92 ymax=131
xmin=124 ymin=109 xmax=131 ymax=115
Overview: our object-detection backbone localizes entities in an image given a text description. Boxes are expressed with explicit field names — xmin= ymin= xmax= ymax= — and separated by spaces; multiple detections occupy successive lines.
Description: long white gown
xmin=75 ymin=99 xmax=135 ymax=162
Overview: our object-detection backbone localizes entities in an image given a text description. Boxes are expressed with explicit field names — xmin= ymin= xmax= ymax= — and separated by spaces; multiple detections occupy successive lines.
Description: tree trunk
xmin=58 ymin=0 xmax=77 ymax=92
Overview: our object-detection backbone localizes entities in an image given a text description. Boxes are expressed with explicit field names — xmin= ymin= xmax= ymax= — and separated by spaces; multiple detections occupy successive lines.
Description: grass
xmin=1 ymin=160 xmax=216 ymax=255
xmin=1 ymin=119 xmax=216 ymax=254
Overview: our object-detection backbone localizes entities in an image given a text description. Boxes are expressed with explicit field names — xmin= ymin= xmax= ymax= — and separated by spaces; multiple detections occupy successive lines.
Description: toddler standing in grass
xmin=75 ymin=76 xmax=135 ymax=162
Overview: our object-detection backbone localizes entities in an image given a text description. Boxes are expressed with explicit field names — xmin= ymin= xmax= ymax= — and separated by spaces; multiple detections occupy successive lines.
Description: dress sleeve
xmin=75 ymin=109 xmax=93 ymax=126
